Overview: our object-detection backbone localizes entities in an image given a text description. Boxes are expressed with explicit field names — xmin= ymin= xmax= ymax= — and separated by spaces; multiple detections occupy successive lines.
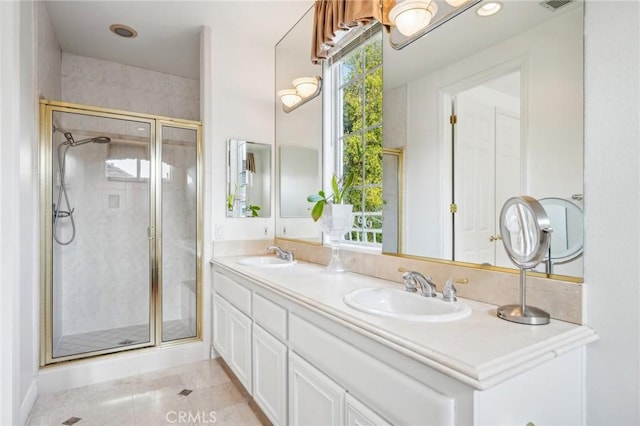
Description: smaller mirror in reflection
xmin=227 ymin=139 xmax=271 ymax=218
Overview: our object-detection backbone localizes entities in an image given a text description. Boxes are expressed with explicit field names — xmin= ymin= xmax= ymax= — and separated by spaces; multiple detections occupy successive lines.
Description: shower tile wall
xmin=55 ymin=135 xmax=151 ymax=337
xmin=53 ymin=53 xmax=200 ymax=344
xmin=61 ymin=52 xmax=199 ymax=121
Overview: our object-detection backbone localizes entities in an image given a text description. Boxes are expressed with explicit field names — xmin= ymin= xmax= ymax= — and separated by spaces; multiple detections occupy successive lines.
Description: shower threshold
xmin=53 ymin=319 xmax=193 ymax=358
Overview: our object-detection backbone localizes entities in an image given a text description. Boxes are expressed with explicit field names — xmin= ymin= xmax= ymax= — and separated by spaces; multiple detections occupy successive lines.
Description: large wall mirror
xmin=275 ymin=5 xmax=323 ymax=241
xmin=382 ymin=1 xmax=584 ymax=279
xmin=272 ymin=1 xmax=584 ymax=279
xmin=227 ymin=139 xmax=271 ymax=218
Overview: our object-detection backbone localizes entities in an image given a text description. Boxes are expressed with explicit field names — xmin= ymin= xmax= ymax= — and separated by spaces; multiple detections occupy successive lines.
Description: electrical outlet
xmin=215 ymin=225 xmax=224 ymax=239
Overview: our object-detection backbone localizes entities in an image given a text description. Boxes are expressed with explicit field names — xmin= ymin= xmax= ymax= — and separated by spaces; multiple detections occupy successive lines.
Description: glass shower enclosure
xmin=40 ymin=100 xmax=202 ymax=364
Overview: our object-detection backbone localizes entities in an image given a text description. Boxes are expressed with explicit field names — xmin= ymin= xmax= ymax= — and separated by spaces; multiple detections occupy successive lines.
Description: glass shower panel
xmin=161 ymin=124 xmax=198 ymax=341
xmin=51 ymin=110 xmax=153 ymax=359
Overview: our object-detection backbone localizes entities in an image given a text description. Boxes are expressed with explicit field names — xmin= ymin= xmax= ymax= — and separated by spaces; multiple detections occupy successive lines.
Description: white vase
xmin=319 ymin=203 xmax=353 ymax=273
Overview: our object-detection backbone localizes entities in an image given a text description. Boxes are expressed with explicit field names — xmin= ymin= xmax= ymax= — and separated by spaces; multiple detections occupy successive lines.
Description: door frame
xmin=39 ymin=100 xmax=202 ymax=365
xmin=439 ymin=57 xmax=528 ymax=262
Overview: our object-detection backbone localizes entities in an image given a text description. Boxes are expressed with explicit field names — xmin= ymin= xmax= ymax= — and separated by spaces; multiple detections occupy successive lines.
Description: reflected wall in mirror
xmin=227 ymin=139 xmax=271 ymax=218
xmin=280 ymin=146 xmax=320 ymax=217
xmin=275 ymin=6 xmax=323 ymax=241
xmin=382 ymin=1 xmax=584 ymax=278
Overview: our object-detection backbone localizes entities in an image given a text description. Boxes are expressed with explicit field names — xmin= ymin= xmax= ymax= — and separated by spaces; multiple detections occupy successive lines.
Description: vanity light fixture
xmin=293 ymin=77 xmax=319 ymax=98
xmin=445 ymin=0 xmax=471 ymax=7
xmin=277 ymin=89 xmax=302 ymax=108
xmin=389 ymin=0 xmax=439 ymax=37
xmin=476 ymin=1 xmax=502 ymax=16
xmin=277 ymin=76 xmax=322 ymax=113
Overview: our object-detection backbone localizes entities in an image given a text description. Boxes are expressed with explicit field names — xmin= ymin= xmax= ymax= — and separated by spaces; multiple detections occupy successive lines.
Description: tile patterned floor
xmin=26 ymin=359 xmax=266 ymax=426
xmin=54 ymin=320 xmax=194 ymax=358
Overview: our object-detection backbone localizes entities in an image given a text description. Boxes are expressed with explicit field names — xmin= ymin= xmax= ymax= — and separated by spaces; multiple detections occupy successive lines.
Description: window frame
xmin=325 ymin=23 xmax=384 ymax=248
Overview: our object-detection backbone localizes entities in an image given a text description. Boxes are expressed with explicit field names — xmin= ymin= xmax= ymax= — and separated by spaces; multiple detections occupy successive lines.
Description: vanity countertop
xmin=212 ymin=256 xmax=597 ymax=390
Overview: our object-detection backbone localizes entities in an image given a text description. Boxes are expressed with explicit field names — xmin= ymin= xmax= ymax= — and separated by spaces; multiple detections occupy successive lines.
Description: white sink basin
xmin=343 ymin=287 xmax=471 ymax=322
xmin=236 ymin=256 xmax=297 ymax=267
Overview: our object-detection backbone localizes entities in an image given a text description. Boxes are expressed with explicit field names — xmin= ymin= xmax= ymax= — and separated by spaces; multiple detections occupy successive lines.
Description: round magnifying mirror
xmin=500 ymin=196 xmax=552 ymax=269
xmin=539 ymin=197 xmax=584 ymax=261
xmin=497 ymin=196 xmax=552 ymax=325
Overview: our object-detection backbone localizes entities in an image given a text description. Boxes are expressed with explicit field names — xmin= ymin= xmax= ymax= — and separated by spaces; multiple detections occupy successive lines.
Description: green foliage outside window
xmin=337 ymin=32 xmax=384 ymax=245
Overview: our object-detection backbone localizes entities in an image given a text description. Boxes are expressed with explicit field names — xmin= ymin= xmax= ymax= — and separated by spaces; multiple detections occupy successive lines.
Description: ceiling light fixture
xmin=277 ymin=76 xmax=322 ymax=113
xmin=445 ymin=0 xmax=471 ymax=7
xmin=109 ymin=24 xmax=138 ymax=39
xmin=389 ymin=0 xmax=439 ymax=37
xmin=476 ymin=2 xmax=502 ymax=16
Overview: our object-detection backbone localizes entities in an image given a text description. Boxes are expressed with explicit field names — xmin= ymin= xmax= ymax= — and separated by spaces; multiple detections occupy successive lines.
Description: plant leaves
xmin=307 ymin=194 xmax=323 ymax=202
xmin=331 ymin=175 xmax=340 ymax=203
xmin=311 ymin=200 xmax=325 ymax=222
xmin=340 ymin=171 xmax=355 ymax=202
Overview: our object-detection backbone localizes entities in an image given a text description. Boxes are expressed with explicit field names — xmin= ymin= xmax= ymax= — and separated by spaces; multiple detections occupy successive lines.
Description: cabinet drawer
xmin=253 ymin=292 xmax=287 ymax=341
xmin=289 ymin=314 xmax=454 ymax=426
xmin=214 ymin=271 xmax=251 ymax=315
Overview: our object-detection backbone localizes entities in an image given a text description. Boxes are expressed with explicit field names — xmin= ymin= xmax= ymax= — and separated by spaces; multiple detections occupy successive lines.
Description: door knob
xmin=489 ymin=234 xmax=502 ymax=242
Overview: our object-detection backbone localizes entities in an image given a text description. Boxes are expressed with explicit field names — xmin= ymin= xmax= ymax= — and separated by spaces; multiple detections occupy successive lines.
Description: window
xmin=331 ymin=27 xmax=383 ymax=246
xmin=105 ymin=141 xmax=171 ymax=181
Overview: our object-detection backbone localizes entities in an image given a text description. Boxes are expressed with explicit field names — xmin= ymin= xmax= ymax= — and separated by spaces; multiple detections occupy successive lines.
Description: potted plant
xmin=307 ymin=171 xmax=355 ymax=272
xmin=307 ymin=171 xmax=355 ymax=221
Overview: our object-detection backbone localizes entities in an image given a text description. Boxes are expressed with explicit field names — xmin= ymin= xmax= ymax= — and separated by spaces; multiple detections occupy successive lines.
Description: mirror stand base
xmin=497 ymin=304 xmax=550 ymax=325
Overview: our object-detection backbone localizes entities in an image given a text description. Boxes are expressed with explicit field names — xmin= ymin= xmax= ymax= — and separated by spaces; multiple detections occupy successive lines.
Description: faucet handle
xmin=442 ymin=279 xmax=458 ymax=302
xmin=401 ymin=271 xmax=418 ymax=293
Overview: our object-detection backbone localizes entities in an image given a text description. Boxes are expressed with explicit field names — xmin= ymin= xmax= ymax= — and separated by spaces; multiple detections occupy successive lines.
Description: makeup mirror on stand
xmin=497 ymin=196 xmax=553 ymax=325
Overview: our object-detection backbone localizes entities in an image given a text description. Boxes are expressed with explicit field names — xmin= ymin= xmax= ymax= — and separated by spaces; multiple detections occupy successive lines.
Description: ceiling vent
xmin=540 ymin=0 xmax=574 ymax=12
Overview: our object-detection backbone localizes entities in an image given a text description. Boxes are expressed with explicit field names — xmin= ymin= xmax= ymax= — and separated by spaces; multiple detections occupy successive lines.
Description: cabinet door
xmin=345 ymin=393 xmax=391 ymax=426
xmin=253 ymin=324 xmax=287 ymax=425
xmin=289 ymin=351 xmax=344 ymax=426
xmin=212 ymin=295 xmax=229 ymax=359
xmin=229 ymin=302 xmax=252 ymax=393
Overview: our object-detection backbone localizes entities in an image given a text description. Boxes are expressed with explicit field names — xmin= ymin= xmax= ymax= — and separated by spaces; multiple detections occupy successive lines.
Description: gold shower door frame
xmin=39 ymin=100 xmax=203 ymax=366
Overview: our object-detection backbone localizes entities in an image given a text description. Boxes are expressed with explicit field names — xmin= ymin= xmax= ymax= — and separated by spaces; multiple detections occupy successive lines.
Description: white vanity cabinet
xmin=289 ymin=351 xmax=392 ymax=426
xmin=252 ymin=291 xmax=289 ymax=425
xmin=345 ymin=394 xmax=391 ymax=426
xmin=212 ymin=261 xmax=594 ymax=426
xmin=213 ymin=269 xmax=289 ymax=425
xmin=212 ymin=271 xmax=253 ymax=392
xmin=289 ymin=351 xmax=345 ymax=426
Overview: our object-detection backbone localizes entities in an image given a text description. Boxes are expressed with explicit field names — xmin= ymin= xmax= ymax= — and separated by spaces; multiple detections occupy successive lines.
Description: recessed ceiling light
xmin=477 ymin=2 xmax=502 ymax=16
xmin=109 ymin=24 xmax=138 ymax=39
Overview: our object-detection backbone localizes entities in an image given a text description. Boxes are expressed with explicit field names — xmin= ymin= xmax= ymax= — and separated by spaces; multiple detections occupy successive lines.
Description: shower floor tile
xmin=54 ymin=320 xmax=193 ymax=358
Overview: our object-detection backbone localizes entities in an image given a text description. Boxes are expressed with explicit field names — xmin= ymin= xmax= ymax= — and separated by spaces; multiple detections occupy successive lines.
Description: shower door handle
xmin=148 ymin=226 xmax=155 ymax=240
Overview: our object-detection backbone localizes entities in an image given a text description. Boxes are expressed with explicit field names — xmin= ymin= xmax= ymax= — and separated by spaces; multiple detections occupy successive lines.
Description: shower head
xmin=55 ymin=127 xmax=110 ymax=146
xmin=68 ymin=136 xmax=112 ymax=147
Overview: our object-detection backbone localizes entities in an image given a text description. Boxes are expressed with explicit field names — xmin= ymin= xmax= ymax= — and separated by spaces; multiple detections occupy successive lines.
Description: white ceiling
xmin=45 ymin=0 xmax=313 ymax=80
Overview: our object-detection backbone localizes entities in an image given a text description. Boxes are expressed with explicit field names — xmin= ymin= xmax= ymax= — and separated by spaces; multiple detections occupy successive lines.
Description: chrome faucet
xmin=442 ymin=279 xmax=458 ymax=302
xmin=399 ymin=269 xmax=437 ymax=298
xmin=267 ymin=245 xmax=295 ymax=262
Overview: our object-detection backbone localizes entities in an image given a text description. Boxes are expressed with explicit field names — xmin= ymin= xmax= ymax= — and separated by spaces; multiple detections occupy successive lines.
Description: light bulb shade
xmin=477 ymin=1 xmax=502 ymax=16
xmin=445 ymin=0 xmax=470 ymax=7
xmin=292 ymin=77 xmax=319 ymax=98
xmin=389 ymin=0 xmax=439 ymax=37
xmin=277 ymin=89 xmax=302 ymax=108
